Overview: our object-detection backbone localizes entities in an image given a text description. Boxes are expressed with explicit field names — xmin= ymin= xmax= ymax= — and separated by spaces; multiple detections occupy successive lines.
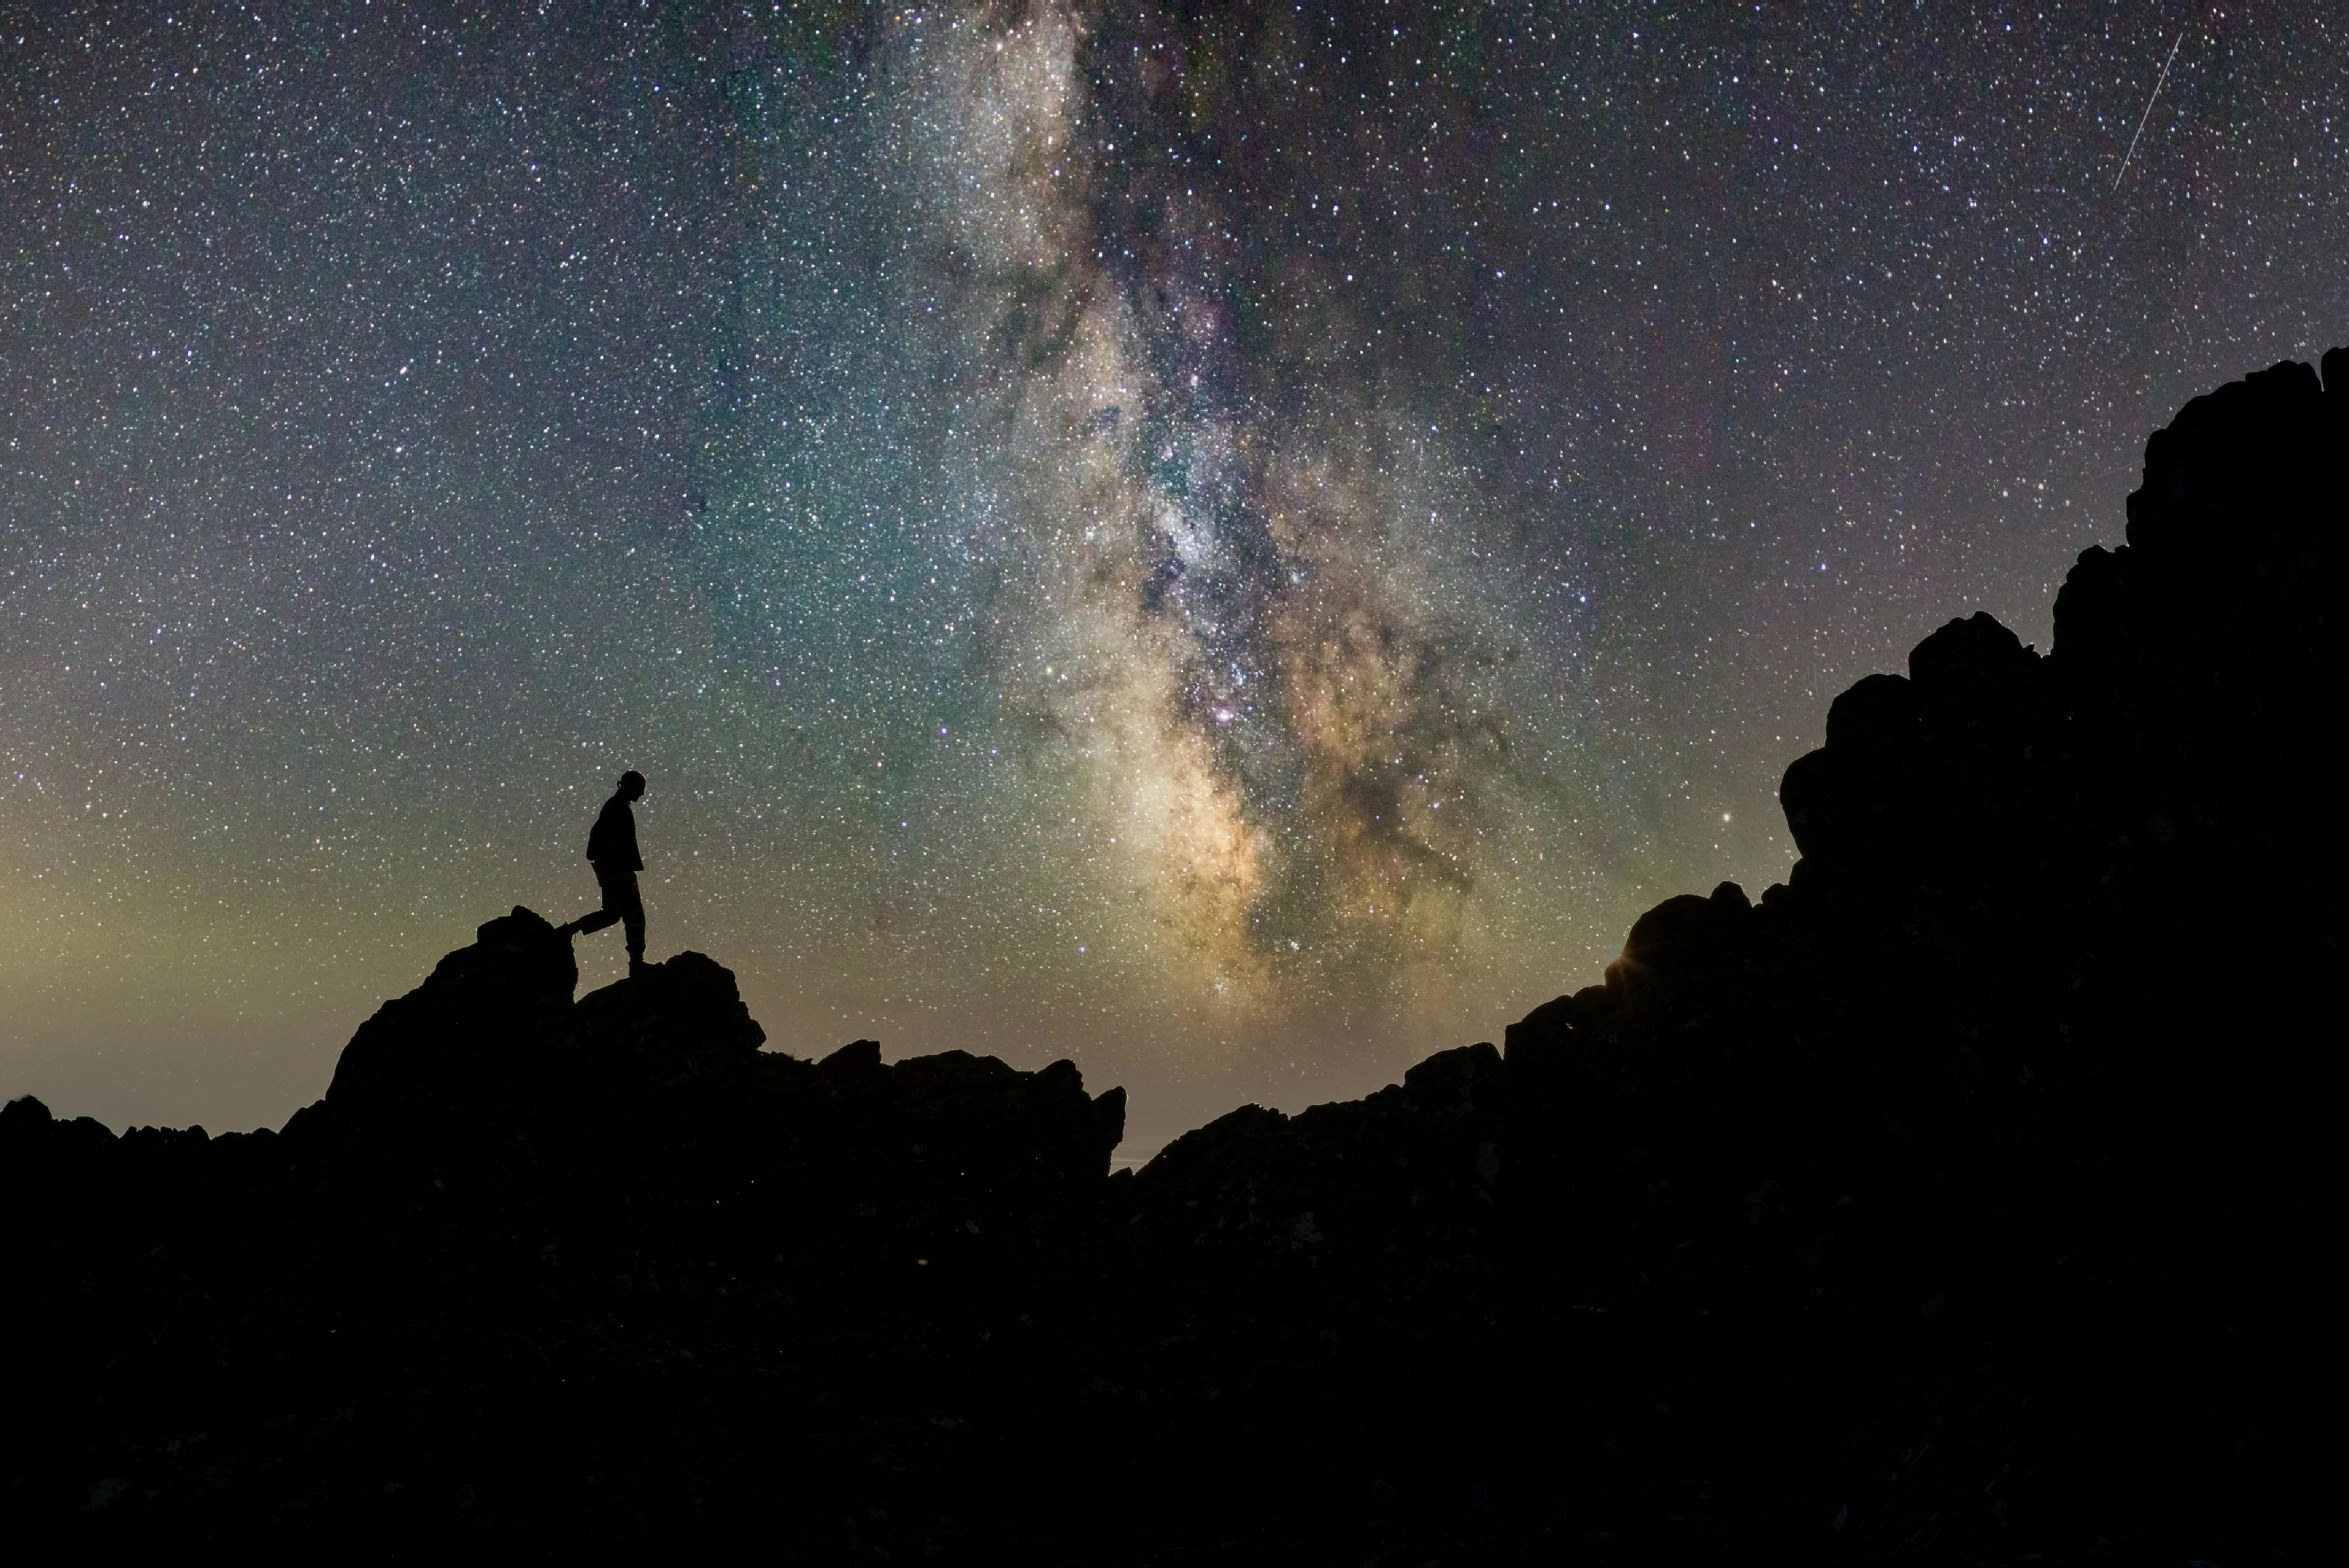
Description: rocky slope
xmin=5 ymin=353 xmax=2341 ymax=1560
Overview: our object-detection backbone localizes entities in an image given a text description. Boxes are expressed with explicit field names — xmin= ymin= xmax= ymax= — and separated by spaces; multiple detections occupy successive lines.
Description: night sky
xmin=4 ymin=3 xmax=2343 ymax=1158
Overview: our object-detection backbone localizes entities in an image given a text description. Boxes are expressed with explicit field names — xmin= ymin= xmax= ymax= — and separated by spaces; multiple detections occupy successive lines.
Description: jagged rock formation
xmin=5 ymin=354 xmax=2341 ymax=1559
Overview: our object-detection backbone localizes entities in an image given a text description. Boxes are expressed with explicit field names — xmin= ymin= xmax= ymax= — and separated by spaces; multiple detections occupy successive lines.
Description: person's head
xmin=618 ymin=770 xmax=646 ymax=801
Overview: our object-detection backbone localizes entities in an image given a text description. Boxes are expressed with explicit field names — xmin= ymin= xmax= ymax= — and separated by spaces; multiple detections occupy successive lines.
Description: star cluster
xmin=4 ymin=2 xmax=2343 ymax=1150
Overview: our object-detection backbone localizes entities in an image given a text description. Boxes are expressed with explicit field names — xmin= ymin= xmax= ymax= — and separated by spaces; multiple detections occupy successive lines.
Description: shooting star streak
xmin=2113 ymin=29 xmax=2186 ymax=194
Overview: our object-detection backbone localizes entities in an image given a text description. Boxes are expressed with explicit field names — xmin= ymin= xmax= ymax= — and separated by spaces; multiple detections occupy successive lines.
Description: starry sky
xmin=4 ymin=2 xmax=2343 ymax=1157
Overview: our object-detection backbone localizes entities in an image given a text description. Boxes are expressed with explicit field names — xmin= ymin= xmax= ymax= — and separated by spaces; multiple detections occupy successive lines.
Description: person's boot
xmin=628 ymin=953 xmax=650 ymax=977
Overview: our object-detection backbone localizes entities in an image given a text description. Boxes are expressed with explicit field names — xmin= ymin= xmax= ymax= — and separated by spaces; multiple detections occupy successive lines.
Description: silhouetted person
xmin=561 ymin=770 xmax=648 ymax=973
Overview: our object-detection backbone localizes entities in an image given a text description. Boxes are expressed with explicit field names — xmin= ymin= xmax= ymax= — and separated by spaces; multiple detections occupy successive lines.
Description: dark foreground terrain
xmin=6 ymin=356 xmax=2341 ymax=1561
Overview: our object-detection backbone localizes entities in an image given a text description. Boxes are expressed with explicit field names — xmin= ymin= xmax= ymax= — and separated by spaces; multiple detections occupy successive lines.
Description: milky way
xmin=4 ymin=3 xmax=2344 ymax=1152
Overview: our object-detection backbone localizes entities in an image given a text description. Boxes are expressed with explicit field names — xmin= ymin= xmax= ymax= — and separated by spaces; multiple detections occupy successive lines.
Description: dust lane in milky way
xmin=3 ymin=3 xmax=2343 ymax=1145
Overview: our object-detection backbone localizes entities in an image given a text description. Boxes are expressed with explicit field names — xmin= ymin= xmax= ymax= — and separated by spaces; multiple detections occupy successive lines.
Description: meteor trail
xmin=2113 ymin=29 xmax=2186 ymax=194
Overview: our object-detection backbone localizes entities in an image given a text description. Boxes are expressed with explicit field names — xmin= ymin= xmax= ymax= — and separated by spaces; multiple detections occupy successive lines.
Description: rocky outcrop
xmin=1101 ymin=351 xmax=2342 ymax=1562
xmin=3 ymin=352 xmax=2340 ymax=1559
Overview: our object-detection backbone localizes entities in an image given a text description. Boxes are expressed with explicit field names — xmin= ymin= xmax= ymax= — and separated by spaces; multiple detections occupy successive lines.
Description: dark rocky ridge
xmin=5 ymin=354 xmax=2340 ymax=1560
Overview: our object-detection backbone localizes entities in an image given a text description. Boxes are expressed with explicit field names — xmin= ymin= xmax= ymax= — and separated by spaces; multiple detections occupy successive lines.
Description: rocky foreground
xmin=6 ymin=355 xmax=2341 ymax=1561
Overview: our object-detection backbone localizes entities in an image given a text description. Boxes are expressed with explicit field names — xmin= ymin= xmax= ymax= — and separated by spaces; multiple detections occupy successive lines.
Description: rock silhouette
xmin=4 ymin=353 xmax=2341 ymax=1558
